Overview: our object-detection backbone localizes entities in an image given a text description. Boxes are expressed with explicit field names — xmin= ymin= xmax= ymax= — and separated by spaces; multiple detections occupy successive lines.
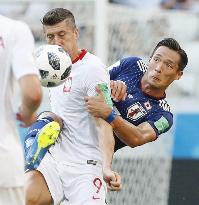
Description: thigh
xmin=25 ymin=170 xmax=53 ymax=205
xmin=61 ymin=164 xmax=107 ymax=205
xmin=0 ymin=187 xmax=24 ymax=205
xmin=37 ymin=153 xmax=65 ymax=205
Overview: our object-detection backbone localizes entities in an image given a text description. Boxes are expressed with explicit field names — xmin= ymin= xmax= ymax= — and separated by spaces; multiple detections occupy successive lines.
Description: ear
xmin=74 ymin=27 xmax=79 ymax=39
xmin=175 ymin=70 xmax=183 ymax=80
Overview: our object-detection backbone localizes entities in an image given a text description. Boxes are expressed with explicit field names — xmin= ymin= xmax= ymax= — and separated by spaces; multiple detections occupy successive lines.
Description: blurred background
xmin=1 ymin=0 xmax=199 ymax=204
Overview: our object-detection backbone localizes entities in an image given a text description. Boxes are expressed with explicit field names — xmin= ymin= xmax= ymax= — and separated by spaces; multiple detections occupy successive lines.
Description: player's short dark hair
xmin=41 ymin=8 xmax=76 ymax=29
xmin=150 ymin=38 xmax=188 ymax=71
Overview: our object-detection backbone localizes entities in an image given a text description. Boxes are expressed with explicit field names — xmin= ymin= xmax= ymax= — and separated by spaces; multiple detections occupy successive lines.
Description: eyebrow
xmin=154 ymin=54 xmax=176 ymax=65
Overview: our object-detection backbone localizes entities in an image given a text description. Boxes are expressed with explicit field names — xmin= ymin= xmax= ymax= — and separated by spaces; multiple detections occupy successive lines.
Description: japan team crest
xmin=127 ymin=102 xmax=147 ymax=121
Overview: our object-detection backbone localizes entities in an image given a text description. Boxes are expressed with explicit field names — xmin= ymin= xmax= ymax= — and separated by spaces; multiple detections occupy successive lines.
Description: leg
xmin=24 ymin=111 xmax=62 ymax=171
xmin=25 ymin=170 xmax=53 ymax=205
xmin=60 ymin=163 xmax=107 ymax=205
xmin=26 ymin=152 xmax=65 ymax=205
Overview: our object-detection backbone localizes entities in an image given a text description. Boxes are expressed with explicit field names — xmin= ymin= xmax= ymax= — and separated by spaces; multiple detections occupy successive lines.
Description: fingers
xmin=110 ymin=172 xmax=122 ymax=191
xmin=111 ymin=80 xmax=127 ymax=101
xmin=96 ymin=85 xmax=104 ymax=96
xmin=104 ymin=170 xmax=122 ymax=192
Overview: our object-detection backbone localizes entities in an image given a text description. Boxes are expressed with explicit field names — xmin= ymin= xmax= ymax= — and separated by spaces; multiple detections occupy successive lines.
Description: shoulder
xmin=83 ymin=52 xmax=107 ymax=71
xmin=119 ymin=56 xmax=148 ymax=72
xmin=0 ymin=15 xmax=30 ymax=33
xmin=158 ymin=98 xmax=171 ymax=112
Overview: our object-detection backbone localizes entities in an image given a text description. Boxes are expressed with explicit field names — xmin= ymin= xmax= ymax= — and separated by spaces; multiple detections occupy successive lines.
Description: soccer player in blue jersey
xmin=85 ymin=37 xmax=188 ymax=150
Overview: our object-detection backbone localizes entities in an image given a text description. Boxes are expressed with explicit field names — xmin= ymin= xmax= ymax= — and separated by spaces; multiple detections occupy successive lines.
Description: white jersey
xmin=49 ymin=50 xmax=110 ymax=165
xmin=0 ymin=15 xmax=38 ymax=187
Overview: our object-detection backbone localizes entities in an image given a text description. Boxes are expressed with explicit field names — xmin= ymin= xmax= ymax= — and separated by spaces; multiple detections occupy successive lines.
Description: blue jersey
xmin=109 ymin=57 xmax=173 ymax=151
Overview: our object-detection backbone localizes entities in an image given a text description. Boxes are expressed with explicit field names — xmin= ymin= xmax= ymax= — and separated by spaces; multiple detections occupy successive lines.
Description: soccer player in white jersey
xmin=25 ymin=8 xmax=121 ymax=205
xmin=0 ymin=15 xmax=42 ymax=205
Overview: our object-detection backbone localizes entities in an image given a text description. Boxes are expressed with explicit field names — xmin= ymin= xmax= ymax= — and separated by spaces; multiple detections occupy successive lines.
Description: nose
xmin=155 ymin=63 xmax=163 ymax=73
xmin=53 ymin=36 xmax=62 ymax=47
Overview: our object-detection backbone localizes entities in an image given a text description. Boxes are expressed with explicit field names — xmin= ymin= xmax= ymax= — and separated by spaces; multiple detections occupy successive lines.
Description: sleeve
xmin=11 ymin=21 xmax=39 ymax=80
xmin=108 ymin=57 xmax=142 ymax=80
xmin=85 ymin=63 xmax=113 ymax=107
xmin=147 ymin=111 xmax=173 ymax=137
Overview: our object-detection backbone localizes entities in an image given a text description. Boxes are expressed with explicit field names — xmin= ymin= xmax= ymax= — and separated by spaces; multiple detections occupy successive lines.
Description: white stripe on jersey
xmin=159 ymin=99 xmax=171 ymax=112
xmin=137 ymin=59 xmax=148 ymax=73
xmin=107 ymin=60 xmax=120 ymax=71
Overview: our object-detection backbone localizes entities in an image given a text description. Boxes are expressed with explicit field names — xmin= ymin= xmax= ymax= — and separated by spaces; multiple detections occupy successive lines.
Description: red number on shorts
xmin=93 ymin=177 xmax=102 ymax=193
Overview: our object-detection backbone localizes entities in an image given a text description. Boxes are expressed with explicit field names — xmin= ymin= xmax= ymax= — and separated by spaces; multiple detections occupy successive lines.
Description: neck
xmin=141 ymin=75 xmax=166 ymax=99
xmin=71 ymin=48 xmax=81 ymax=62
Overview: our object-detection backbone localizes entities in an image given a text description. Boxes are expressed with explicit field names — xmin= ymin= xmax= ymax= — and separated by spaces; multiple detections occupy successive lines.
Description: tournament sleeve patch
xmin=154 ymin=116 xmax=169 ymax=134
xmin=98 ymin=83 xmax=113 ymax=108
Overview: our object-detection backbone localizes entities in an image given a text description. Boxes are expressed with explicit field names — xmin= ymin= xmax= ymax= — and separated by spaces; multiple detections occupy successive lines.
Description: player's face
xmin=146 ymin=46 xmax=183 ymax=89
xmin=43 ymin=20 xmax=79 ymax=61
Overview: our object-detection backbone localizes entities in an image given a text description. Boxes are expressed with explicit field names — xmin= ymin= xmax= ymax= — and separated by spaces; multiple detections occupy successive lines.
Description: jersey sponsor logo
xmin=159 ymin=99 xmax=170 ymax=112
xmin=137 ymin=59 xmax=148 ymax=73
xmin=154 ymin=116 xmax=169 ymax=134
xmin=63 ymin=77 xmax=72 ymax=93
xmin=0 ymin=36 xmax=5 ymax=48
xmin=127 ymin=102 xmax=147 ymax=121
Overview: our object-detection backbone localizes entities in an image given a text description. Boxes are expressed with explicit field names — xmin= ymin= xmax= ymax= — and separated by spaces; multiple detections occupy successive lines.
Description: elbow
xmin=27 ymin=87 xmax=42 ymax=107
xmin=128 ymin=138 xmax=142 ymax=148
xmin=126 ymin=134 xmax=150 ymax=148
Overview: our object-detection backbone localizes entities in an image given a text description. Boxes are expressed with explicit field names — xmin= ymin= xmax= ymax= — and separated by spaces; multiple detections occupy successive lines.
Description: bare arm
xmin=95 ymin=117 xmax=115 ymax=170
xmin=17 ymin=74 xmax=42 ymax=127
xmin=95 ymin=117 xmax=122 ymax=191
xmin=110 ymin=117 xmax=157 ymax=147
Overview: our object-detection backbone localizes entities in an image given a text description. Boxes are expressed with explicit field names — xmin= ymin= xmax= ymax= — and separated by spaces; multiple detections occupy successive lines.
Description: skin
xmin=85 ymin=46 xmax=183 ymax=148
xmin=43 ymin=20 xmax=80 ymax=61
xmin=16 ymin=74 xmax=42 ymax=127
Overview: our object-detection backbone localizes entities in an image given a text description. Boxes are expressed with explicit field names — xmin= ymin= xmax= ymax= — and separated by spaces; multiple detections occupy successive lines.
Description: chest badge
xmin=144 ymin=101 xmax=152 ymax=110
xmin=127 ymin=102 xmax=147 ymax=121
xmin=63 ymin=77 xmax=72 ymax=93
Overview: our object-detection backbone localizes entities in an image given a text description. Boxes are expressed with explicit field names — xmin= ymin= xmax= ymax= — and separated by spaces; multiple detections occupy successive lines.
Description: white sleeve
xmin=85 ymin=64 xmax=110 ymax=97
xmin=11 ymin=21 xmax=39 ymax=80
xmin=107 ymin=60 xmax=120 ymax=71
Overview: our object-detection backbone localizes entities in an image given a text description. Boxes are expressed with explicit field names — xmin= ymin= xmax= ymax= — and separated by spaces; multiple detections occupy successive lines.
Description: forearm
xmin=21 ymin=95 xmax=41 ymax=116
xmin=110 ymin=116 xmax=156 ymax=147
xmin=95 ymin=118 xmax=115 ymax=169
xmin=19 ymin=75 xmax=42 ymax=115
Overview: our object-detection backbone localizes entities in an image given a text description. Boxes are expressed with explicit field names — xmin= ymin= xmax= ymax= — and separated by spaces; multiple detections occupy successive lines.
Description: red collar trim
xmin=72 ymin=49 xmax=87 ymax=64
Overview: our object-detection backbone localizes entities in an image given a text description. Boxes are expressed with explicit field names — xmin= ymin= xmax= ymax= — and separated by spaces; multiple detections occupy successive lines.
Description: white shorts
xmin=37 ymin=153 xmax=107 ymax=205
xmin=0 ymin=187 xmax=24 ymax=205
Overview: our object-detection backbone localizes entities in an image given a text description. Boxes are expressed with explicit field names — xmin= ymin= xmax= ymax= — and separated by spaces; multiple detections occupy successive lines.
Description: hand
xmin=85 ymin=86 xmax=112 ymax=119
xmin=16 ymin=107 xmax=37 ymax=127
xmin=110 ymin=80 xmax=127 ymax=102
xmin=103 ymin=168 xmax=122 ymax=191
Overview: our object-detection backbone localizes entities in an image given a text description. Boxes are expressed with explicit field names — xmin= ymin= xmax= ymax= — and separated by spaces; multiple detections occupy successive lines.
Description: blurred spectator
xmin=109 ymin=0 xmax=161 ymax=8
xmin=160 ymin=0 xmax=193 ymax=10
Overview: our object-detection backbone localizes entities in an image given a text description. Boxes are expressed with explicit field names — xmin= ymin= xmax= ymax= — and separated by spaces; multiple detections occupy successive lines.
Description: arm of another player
xmin=110 ymin=80 xmax=127 ymax=101
xmin=95 ymin=117 xmax=122 ymax=191
xmin=85 ymin=86 xmax=157 ymax=147
xmin=17 ymin=74 xmax=42 ymax=127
